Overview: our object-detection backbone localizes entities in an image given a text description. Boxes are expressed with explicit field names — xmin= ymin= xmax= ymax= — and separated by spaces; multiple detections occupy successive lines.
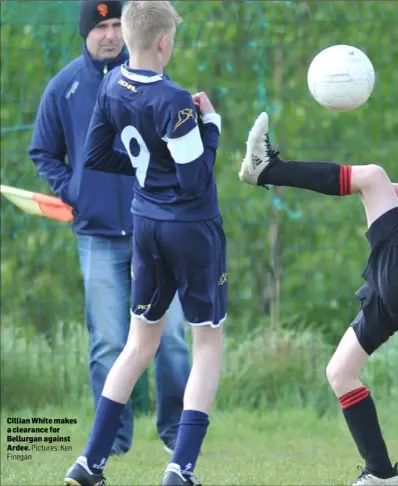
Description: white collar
xmin=120 ymin=65 xmax=163 ymax=84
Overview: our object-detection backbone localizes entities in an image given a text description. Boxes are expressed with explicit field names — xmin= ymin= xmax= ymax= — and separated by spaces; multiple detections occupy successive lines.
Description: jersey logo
xmin=173 ymin=108 xmax=196 ymax=132
xmin=218 ymin=272 xmax=228 ymax=286
xmin=97 ymin=4 xmax=108 ymax=17
xmin=118 ymin=79 xmax=137 ymax=92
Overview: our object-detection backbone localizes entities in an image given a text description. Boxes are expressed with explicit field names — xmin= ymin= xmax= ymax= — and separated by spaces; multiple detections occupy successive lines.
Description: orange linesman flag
xmin=1 ymin=185 xmax=73 ymax=222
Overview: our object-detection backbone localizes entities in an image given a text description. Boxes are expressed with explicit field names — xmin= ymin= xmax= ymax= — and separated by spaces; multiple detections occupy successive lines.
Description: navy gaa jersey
xmin=83 ymin=63 xmax=222 ymax=222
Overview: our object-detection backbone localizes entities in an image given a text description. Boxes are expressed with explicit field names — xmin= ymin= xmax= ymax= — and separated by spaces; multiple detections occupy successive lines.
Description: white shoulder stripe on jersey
xmin=120 ymin=65 xmax=163 ymax=84
xmin=202 ymin=113 xmax=222 ymax=133
xmin=167 ymin=125 xmax=204 ymax=165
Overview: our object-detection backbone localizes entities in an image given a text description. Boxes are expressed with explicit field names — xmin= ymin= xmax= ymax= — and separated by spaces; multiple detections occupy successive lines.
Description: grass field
xmin=2 ymin=404 xmax=397 ymax=486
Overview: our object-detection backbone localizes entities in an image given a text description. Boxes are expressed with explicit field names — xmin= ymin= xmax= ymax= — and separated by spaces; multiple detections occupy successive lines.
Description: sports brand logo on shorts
xmin=218 ymin=272 xmax=228 ymax=286
xmin=97 ymin=3 xmax=108 ymax=17
xmin=137 ymin=304 xmax=151 ymax=311
xmin=173 ymin=108 xmax=197 ymax=132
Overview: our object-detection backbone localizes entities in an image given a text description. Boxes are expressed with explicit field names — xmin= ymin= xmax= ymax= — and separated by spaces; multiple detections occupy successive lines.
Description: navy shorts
xmin=351 ymin=207 xmax=398 ymax=355
xmin=131 ymin=215 xmax=228 ymax=327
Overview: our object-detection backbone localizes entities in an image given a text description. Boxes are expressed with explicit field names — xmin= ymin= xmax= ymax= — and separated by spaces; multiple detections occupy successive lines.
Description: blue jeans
xmin=77 ymin=234 xmax=191 ymax=453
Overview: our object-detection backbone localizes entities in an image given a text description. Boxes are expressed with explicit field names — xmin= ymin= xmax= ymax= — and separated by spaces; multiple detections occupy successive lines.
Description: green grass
xmin=2 ymin=324 xmax=397 ymax=414
xmin=2 ymin=405 xmax=397 ymax=485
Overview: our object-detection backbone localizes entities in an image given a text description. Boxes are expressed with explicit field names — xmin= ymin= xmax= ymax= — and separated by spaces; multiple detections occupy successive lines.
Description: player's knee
xmin=362 ymin=164 xmax=390 ymax=189
xmin=123 ymin=340 xmax=159 ymax=368
xmin=326 ymin=359 xmax=346 ymax=392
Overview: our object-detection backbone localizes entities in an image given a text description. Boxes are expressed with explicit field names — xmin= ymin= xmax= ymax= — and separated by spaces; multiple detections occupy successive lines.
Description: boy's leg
xmin=101 ymin=315 xmax=165 ymax=403
xmin=325 ymin=166 xmax=398 ymax=484
xmin=327 ymin=322 xmax=397 ymax=483
xmin=63 ymin=313 xmax=166 ymax=486
xmin=183 ymin=325 xmax=223 ymax=413
xmin=82 ymin=315 xmax=166 ymax=462
xmin=160 ymin=219 xmax=227 ymax=486
xmin=163 ymin=325 xmax=223 ymax=484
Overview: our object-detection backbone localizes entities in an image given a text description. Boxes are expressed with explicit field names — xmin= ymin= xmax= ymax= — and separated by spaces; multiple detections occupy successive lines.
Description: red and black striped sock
xmin=339 ymin=386 xmax=393 ymax=479
xmin=258 ymin=159 xmax=352 ymax=196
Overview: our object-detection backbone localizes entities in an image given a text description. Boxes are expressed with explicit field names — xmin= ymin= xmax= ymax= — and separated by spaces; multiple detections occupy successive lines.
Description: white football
xmin=307 ymin=45 xmax=375 ymax=111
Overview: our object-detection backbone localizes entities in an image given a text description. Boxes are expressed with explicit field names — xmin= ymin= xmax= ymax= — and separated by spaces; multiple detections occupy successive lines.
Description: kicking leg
xmin=326 ymin=326 xmax=397 ymax=484
xmin=239 ymin=112 xmax=346 ymax=194
xmin=239 ymin=112 xmax=398 ymax=217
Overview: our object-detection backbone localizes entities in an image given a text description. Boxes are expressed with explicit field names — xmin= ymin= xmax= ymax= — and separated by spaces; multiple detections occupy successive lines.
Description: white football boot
xmin=352 ymin=464 xmax=398 ymax=486
xmin=239 ymin=111 xmax=280 ymax=186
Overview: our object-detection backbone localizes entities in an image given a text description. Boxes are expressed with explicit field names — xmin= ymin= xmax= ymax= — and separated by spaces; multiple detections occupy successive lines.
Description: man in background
xmin=29 ymin=0 xmax=190 ymax=455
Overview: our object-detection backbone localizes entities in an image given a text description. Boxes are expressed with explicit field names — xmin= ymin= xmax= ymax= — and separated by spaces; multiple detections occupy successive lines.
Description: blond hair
xmin=121 ymin=1 xmax=182 ymax=51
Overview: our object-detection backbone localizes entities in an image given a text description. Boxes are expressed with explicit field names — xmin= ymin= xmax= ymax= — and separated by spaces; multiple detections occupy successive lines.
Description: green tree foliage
xmin=1 ymin=1 xmax=397 ymax=346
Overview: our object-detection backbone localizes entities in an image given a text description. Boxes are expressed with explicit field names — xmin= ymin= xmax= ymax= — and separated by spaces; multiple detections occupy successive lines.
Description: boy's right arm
xmin=165 ymin=91 xmax=221 ymax=196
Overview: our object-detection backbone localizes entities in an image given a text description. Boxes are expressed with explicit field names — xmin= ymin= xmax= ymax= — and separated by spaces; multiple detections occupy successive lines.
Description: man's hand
xmin=192 ymin=92 xmax=216 ymax=115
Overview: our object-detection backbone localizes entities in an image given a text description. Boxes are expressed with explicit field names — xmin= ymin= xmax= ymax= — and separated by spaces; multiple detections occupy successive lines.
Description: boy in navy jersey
xmin=64 ymin=2 xmax=226 ymax=486
xmin=240 ymin=112 xmax=398 ymax=486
